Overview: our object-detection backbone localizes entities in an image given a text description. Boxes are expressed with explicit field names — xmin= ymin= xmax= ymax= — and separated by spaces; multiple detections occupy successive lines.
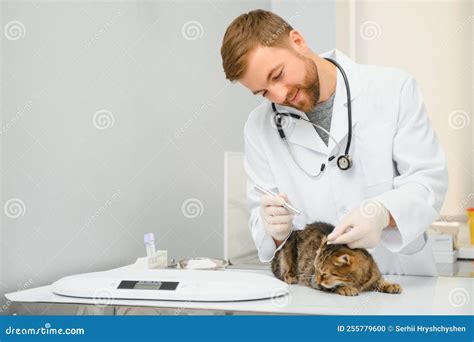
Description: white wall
xmin=271 ymin=0 xmax=336 ymax=53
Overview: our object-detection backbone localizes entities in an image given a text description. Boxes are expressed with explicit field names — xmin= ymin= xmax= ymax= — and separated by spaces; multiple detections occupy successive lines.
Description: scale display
xmin=117 ymin=280 xmax=179 ymax=291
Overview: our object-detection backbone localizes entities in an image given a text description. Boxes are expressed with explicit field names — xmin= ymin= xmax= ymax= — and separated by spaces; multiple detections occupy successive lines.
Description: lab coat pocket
xmin=398 ymin=235 xmax=437 ymax=276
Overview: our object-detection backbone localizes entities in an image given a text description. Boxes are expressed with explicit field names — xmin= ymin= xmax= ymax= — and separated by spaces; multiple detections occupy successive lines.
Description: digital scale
xmin=52 ymin=268 xmax=289 ymax=302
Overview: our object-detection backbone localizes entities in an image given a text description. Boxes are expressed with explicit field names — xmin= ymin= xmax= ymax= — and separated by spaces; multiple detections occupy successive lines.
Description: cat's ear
xmin=334 ymin=253 xmax=352 ymax=266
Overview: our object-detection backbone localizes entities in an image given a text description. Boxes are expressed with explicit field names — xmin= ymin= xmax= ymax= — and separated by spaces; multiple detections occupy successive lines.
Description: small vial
xmin=144 ymin=233 xmax=156 ymax=257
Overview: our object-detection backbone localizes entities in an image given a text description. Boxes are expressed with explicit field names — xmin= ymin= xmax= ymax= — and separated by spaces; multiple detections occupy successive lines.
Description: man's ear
xmin=288 ymin=30 xmax=309 ymax=54
xmin=334 ymin=253 xmax=352 ymax=266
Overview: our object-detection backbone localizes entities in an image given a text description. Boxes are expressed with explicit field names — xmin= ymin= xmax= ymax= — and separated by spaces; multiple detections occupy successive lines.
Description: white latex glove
xmin=260 ymin=193 xmax=294 ymax=241
xmin=326 ymin=200 xmax=390 ymax=249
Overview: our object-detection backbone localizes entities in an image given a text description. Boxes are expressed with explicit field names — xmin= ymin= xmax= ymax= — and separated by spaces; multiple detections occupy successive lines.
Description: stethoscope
xmin=271 ymin=57 xmax=353 ymax=178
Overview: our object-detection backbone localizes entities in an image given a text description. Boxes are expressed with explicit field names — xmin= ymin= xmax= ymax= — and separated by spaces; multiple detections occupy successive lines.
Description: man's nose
xmin=268 ymin=84 xmax=289 ymax=104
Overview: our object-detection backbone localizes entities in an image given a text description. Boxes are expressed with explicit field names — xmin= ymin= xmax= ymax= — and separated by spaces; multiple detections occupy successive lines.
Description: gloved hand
xmin=260 ymin=193 xmax=294 ymax=241
xmin=326 ymin=200 xmax=390 ymax=249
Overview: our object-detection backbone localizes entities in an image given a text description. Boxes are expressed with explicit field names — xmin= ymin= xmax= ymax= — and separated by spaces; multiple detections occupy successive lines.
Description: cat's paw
xmin=335 ymin=286 xmax=359 ymax=296
xmin=383 ymin=283 xmax=402 ymax=294
xmin=283 ymin=273 xmax=299 ymax=284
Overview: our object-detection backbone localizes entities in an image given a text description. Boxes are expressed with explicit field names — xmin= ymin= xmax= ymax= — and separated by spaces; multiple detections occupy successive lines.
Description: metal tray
xmin=176 ymin=257 xmax=229 ymax=270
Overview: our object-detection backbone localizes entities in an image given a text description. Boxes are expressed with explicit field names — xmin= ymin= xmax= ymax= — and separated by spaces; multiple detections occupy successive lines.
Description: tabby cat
xmin=271 ymin=222 xmax=402 ymax=296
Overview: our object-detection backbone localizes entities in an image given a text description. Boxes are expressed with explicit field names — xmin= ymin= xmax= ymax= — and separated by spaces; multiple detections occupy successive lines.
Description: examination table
xmin=5 ymin=259 xmax=473 ymax=316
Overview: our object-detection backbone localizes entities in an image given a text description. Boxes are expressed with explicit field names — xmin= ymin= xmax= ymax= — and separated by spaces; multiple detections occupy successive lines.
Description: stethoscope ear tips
xmin=337 ymin=155 xmax=352 ymax=171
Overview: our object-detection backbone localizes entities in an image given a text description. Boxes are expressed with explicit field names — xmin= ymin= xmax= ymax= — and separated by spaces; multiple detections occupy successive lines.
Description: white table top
xmin=5 ymin=260 xmax=473 ymax=315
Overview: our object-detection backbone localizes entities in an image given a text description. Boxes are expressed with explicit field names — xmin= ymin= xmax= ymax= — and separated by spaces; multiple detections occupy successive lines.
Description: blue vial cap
xmin=144 ymin=233 xmax=155 ymax=243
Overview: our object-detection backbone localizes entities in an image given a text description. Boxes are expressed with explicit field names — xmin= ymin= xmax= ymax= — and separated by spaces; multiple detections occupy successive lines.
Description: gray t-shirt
xmin=306 ymin=91 xmax=336 ymax=146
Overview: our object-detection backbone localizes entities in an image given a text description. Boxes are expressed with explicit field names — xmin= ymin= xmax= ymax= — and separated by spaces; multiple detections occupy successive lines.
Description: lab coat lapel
xmin=273 ymin=105 xmax=326 ymax=154
xmin=323 ymin=49 xmax=362 ymax=154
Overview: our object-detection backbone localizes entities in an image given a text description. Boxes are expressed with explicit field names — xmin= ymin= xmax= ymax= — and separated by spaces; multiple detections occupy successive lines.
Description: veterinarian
xmin=220 ymin=10 xmax=448 ymax=276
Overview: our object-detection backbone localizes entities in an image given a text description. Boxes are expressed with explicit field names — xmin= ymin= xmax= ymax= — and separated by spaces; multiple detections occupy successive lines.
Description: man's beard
xmin=282 ymin=55 xmax=320 ymax=113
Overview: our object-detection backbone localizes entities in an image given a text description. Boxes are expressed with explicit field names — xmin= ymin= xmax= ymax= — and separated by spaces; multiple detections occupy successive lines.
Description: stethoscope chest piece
xmin=336 ymin=155 xmax=352 ymax=171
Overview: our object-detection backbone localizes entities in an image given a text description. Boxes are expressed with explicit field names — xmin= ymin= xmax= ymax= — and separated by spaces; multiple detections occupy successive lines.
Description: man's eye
xmin=272 ymin=70 xmax=283 ymax=81
xmin=262 ymin=91 xmax=267 ymax=97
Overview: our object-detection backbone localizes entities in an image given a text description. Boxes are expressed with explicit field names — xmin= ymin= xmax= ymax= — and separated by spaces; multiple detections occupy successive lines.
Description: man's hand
xmin=326 ymin=200 xmax=391 ymax=249
xmin=260 ymin=193 xmax=294 ymax=243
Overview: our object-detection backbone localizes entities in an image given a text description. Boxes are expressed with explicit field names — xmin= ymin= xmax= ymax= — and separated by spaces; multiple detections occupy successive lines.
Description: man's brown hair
xmin=220 ymin=9 xmax=293 ymax=82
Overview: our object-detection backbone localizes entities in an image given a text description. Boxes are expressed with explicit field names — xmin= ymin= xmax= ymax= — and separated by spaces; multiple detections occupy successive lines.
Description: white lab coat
xmin=244 ymin=49 xmax=448 ymax=276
